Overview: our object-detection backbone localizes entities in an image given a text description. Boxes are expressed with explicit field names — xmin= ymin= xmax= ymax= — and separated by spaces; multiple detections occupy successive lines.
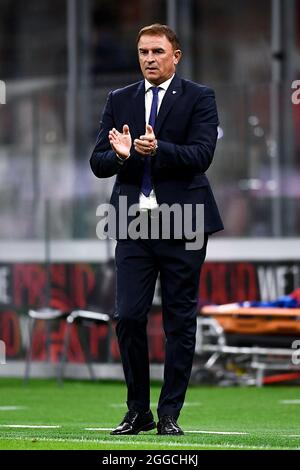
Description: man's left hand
xmin=134 ymin=124 xmax=157 ymax=156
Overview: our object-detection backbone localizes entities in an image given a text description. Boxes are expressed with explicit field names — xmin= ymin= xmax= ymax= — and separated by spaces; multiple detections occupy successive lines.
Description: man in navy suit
xmin=90 ymin=24 xmax=223 ymax=435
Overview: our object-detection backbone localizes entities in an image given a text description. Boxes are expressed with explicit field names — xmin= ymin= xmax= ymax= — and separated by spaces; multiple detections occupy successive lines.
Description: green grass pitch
xmin=0 ymin=378 xmax=300 ymax=450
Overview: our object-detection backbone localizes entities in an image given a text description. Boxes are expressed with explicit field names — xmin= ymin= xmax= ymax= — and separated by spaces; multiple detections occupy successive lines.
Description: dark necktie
xmin=140 ymin=86 xmax=159 ymax=197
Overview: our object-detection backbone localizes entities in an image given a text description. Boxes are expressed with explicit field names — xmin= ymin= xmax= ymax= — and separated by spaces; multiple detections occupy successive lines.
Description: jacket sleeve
xmin=155 ymin=87 xmax=219 ymax=172
xmin=90 ymin=92 xmax=127 ymax=178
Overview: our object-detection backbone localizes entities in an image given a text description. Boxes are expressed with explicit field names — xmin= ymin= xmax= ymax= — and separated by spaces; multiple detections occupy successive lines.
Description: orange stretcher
xmin=201 ymin=304 xmax=300 ymax=335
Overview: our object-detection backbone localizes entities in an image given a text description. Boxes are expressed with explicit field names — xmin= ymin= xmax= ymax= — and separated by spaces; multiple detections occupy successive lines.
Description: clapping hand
xmin=109 ymin=125 xmax=132 ymax=159
xmin=134 ymin=124 xmax=157 ymax=156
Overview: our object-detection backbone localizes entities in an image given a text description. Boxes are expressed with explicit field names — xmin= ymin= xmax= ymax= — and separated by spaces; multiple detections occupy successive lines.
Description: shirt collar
xmin=144 ymin=74 xmax=175 ymax=93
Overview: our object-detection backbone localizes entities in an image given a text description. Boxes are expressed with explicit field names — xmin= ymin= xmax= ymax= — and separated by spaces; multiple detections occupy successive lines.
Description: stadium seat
xmin=24 ymin=307 xmax=68 ymax=383
xmin=58 ymin=309 xmax=110 ymax=383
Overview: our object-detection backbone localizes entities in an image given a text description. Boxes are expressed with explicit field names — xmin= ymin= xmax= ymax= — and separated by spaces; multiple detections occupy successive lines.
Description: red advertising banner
xmin=0 ymin=260 xmax=299 ymax=362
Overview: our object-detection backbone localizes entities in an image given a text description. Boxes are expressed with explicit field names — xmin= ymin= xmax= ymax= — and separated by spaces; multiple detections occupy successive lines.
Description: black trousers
xmin=115 ymin=231 xmax=208 ymax=420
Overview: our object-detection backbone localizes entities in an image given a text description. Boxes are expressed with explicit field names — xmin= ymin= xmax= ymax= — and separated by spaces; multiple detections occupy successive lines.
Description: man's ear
xmin=174 ymin=49 xmax=182 ymax=65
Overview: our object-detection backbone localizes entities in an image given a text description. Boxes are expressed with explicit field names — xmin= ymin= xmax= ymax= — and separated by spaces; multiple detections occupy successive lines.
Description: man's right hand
xmin=109 ymin=124 xmax=132 ymax=159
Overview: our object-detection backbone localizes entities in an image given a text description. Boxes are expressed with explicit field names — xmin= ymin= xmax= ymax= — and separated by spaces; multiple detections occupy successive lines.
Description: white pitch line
xmin=185 ymin=430 xmax=248 ymax=435
xmin=279 ymin=400 xmax=300 ymax=404
xmin=85 ymin=427 xmax=248 ymax=435
xmin=85 ymin=427 xmax=113 ymax=431
xmin=110 ymin=402 xmax=202 ymax=408
xmin=0 ymin=406 xmax=27 ymax=411
xmin=182 ymin=403 xmax=202 ymax=407
xmin=0 ymin=436 xmax=297 ymax=451
xmin=0 ymin=425 xmax=61 ymax=429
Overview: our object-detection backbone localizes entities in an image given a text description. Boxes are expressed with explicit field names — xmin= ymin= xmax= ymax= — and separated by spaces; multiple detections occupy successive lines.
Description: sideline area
xmin=0 ymin=379 xmax=300 ymax=450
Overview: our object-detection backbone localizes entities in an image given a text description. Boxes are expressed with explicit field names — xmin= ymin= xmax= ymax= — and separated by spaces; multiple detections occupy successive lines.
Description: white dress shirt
xmin=139 ymin=74 xmax=175 ymax=211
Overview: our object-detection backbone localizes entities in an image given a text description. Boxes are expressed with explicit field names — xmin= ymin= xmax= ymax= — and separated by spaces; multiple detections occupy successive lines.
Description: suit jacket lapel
xmin=132 ymin=80 xmax=146 ymax=138
xmin=154 ymin=74 xmax=182 ymax=136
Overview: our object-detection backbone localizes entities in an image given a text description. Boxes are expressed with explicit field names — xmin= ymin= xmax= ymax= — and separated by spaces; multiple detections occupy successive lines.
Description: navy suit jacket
xmin=90 ymin=74 xmax=223 ymax=236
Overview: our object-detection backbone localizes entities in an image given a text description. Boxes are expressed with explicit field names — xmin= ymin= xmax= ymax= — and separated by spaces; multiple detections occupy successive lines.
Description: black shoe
xmin=157 ymin=416 xmax=184 ymax=435
xmin=110 ymin=410 xmax=156 ymax=435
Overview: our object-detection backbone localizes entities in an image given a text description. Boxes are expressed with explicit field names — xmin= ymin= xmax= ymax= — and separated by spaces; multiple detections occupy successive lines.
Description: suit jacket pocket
xmin=187 ymin=174 xmax=210 ymax=189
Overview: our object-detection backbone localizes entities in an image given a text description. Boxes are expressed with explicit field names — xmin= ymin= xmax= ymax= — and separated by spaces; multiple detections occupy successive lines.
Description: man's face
xmin=138 ymin=34 xmax=181 ymax=85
